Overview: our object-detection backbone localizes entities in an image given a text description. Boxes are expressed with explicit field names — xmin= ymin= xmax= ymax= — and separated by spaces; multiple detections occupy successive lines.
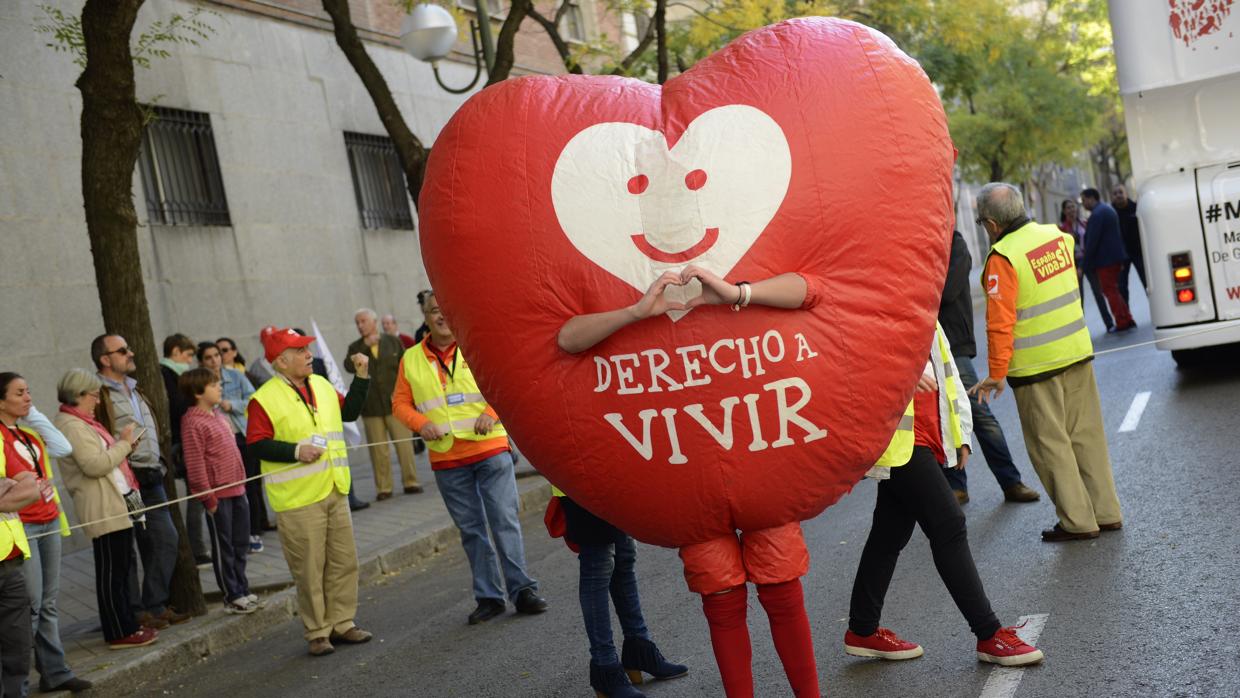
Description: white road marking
xmin=978 ymin=613 xmax=1049 ymax=698
xmin=1118 ymin=391 xmax=1151 ymax=433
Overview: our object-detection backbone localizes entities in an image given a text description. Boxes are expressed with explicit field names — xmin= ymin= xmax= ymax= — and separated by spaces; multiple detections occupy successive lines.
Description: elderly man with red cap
xmin=245 ymin=326 xmax=373 ymax=656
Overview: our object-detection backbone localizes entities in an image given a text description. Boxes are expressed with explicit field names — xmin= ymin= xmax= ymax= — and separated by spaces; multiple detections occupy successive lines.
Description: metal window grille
xmin=344 ymin=132 xmax=414 ymax=231
xmin=563 ymin=2 xmax=586 ymax=41
xmin=137 ymin=106 xmax=232 ymax=226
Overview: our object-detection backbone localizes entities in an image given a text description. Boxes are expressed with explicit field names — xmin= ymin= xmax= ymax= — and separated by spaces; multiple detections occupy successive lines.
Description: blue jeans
xmin=579 ymin=536 xmax=650 ymax=665
xmin=205 ymin=496 xmax=251 ymax=603
xmin=435 ymin=452 xmax=536 ymax=601
xmin=131 ymin=481 xmax=178 ymax=614
xmin=945 ymin=355 xmax=1023 ymax=493
xmin=22 ymin=520 xmax=75 ymax=692
xmin=1083 ymin=269 xmax=1114 ymax=330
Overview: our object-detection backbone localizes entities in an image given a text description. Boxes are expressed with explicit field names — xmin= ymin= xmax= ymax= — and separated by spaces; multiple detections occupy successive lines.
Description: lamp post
xmin=400 ymin=2 xmax=495 ymax=94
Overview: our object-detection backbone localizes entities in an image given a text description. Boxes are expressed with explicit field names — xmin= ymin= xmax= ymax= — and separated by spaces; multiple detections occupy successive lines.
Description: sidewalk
xmin=48 ymin=445 xmax=549 ymax=697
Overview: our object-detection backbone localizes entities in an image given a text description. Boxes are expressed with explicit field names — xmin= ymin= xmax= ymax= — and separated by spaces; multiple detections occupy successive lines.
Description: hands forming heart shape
xmin=632 ymin=266 xmax=738 ymax=319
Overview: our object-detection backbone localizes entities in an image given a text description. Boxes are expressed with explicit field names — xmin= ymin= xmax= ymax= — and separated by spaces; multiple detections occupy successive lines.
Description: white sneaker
xmin=245 ymin=594 xmax=260 ymax=605
xmin=225 ymin=598 xmax=257 ymax=615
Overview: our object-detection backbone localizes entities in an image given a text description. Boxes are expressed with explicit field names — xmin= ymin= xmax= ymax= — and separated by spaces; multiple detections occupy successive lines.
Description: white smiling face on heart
xmin=551 ymin=105 xmax=792 ymax=319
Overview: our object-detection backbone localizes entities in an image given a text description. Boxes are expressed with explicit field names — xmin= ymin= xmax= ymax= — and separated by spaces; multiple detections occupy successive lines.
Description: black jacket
xmin=937 ymin=230 xmax=977 ymax=358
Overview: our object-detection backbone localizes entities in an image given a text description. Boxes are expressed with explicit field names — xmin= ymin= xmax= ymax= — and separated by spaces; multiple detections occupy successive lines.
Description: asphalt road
xmin=146 ymin=289 xmax=1240 ymax=698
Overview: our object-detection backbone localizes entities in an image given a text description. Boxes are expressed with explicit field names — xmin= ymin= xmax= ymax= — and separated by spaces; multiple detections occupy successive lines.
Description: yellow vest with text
xmin=985 ymin=222 xmax=1093 ymax=378
xmin=0 ymin=449 xmax=32 ymax=560
xmin=874 ymin=324 xmax=965 ymax=467
xmin=403 ymin=342 xmax=507 ymax=454
xmin=250 ymin=374 xmax=350 ymax=512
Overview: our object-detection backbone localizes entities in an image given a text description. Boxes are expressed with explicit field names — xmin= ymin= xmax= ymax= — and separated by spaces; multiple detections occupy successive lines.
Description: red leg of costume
xmin=701 ymin=585 xmax=753 ymax=698
xmin=757 ymin=579 xmax=820 ymax=697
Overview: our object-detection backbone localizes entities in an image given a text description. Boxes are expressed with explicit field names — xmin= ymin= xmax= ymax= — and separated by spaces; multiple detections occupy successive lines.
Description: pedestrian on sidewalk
xmin=199 ymin=342 xmax=267 ymax=552
xmin=1059 ymin=199 xmax=1114 ymax=331
xmin=971 ymin=182 xmax=1124 ymax=542
xmin=548 ymin=490 xmax=687 ymax=697
xmin=558 ymin=269 xmax=821 ymax=698
xmin=937 ymin=230 xmax=1040 ymax=506
xmin=346 ymin=309 xmax=422 ymax=500
xmin=392 ymin=292 xmax=548 ymax=626
xmin=843 ymin=322 xmax=1043 ymax=669
xmin=159 ymin=334 xmax=211 ymax=568
xmin=0 ymin=373 xmax=93 ymax=693
xmin=1080 ymin=188 xmax=1135 ymax=333
xmin=382 ymin=314 xmax=417 ymax=350
xmin=245 ymin=327 xmax=374 ymax=656
xmin=52 ymin=369 xmax=158 ymax=651
xmin=179 ymin=368 xmax=259 ymax=615
xmin=90 ymin=334 xmax=190 ymax=630
xmin=1111 ymin=184 xmax=1146 ymax=292
xmin=0 ymin=442 xmax=39 ymax=697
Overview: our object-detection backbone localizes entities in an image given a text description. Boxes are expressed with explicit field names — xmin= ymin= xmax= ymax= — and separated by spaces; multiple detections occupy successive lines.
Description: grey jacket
xmin=97 ymin=374 xmax=165 ymax=475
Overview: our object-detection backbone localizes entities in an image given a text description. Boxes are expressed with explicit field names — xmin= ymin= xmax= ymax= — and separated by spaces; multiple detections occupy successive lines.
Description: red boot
xmin=757 ymin=580 xmax=820 ymax=697
xmin=701 ymin=585 xmax=753 ymax=697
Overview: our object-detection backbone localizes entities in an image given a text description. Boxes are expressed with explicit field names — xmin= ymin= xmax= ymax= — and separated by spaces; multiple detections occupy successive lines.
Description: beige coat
xmin=53 ymin=411 xmax=134 ymax=539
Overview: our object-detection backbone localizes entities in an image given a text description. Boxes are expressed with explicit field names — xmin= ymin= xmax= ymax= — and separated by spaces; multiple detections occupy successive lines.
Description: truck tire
xmin=1171 ymin=348 xmax=1206 ymax=368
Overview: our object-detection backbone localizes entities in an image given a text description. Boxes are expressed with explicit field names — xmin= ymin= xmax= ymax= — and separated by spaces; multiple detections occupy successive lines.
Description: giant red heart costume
xmin=419 ymin=17 xmax=954 ymax=548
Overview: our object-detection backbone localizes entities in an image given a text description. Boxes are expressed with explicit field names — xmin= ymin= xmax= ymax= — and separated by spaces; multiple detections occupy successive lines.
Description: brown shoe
xmin=953 ymin=490 xmax=969 ymax=505
xmin=308 ymin=638 xmax=335 ymax=656
xmin=159 ymin=607 xmax=191 ymax=625
xmin=404 ymin=485 xmax=423 ymax=494
xmin=330 ymin=627 xmax=373 ymax=644
xmin=1003 ymin=483 xmax=1041 ymax=503
xmin=375 ymin=492 xmax=392 ymax=501
xmin=136 ymin=612 xmax=169 ymax=630
xmin=1099 ymin=521 xmax=1123 ymax=531
xmin=1041 ymin=523 xmax=1100 ymax=542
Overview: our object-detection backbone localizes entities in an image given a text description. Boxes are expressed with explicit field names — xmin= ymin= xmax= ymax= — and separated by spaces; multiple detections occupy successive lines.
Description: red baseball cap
xmin=260 ymin=326 xmax=315 ymax=362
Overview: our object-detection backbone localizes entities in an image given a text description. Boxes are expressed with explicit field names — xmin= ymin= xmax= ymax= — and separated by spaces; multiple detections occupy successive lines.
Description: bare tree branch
xmin=612 ymin=10 xmax=657 ymax=75
xmin=527 ymin=4 xmax=583 ymax=74
xmin=655 ymin=0 xmax=667 ymax=83
xmin=490 ymin=0 xmax=531 ymax=84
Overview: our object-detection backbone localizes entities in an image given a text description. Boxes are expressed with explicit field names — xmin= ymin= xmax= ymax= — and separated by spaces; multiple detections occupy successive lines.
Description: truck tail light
xmin=1170 ymin=252 xmax=1196 ymax=305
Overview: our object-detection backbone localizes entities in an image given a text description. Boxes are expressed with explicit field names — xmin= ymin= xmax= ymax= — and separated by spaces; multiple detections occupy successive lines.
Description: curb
xmin=83 ymin=479 xmax=552 ymax=697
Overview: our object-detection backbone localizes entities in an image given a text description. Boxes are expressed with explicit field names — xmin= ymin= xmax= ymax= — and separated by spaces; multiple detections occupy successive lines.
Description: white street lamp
xmin=401 ymin=3 xmax=494 ymax=94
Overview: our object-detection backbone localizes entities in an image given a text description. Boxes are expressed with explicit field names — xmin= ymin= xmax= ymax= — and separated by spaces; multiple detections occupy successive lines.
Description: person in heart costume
xmin=418 ymin=17 xmax=955 ymax=697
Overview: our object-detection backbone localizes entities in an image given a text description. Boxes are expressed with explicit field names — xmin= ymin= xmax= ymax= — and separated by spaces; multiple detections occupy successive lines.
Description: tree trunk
xmin=490 ymin=0 xmax=530 ymax=84
xmin=321 ymin=0 xmax=429 ymax=207
xmin=654 ymin=0 xmax=668 ymax=83
xmin=77 ymin=0 xmax=206 ymax=616
xmin=988 ymin=157 xmax=1005 ymax=183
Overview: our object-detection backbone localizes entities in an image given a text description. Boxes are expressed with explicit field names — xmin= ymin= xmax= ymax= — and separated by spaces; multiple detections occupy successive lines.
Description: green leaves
xmin=33 ymin=4 xmax=220 ymax=70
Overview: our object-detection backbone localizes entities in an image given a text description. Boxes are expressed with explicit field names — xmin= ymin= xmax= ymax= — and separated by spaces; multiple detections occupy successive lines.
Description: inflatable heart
xmin=419 ymin=17 xmax=954 ymax=547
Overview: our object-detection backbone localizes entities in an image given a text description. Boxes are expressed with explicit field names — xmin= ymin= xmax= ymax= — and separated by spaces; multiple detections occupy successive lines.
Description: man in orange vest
xmin=392 ymin=292 xmax=548 ymax=625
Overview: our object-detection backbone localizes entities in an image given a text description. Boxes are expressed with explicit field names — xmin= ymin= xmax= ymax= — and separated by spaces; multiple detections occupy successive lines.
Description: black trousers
xmin=849 ymin=446 xmax=1001 ymax=641
xmin=0 ymin=558 xmax=32 ymax=697
xmin=205 ymin=496 xmax=252 ymax=602
xmin=235 ymin=433 xmax=268 ymax=535
xmin=93 ymin=529 xmax=140 ymax=643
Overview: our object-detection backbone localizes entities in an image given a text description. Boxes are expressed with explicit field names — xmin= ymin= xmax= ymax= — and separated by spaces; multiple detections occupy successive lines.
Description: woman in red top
xmin=0 ymin=372 xmax=91 ymax=693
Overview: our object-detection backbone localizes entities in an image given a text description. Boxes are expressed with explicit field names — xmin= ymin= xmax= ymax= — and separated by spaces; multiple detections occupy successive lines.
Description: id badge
xmin=310 ymin=434 xmax=328 ymax=449
xmin=446 ymin=393 xmax=466 ymax=406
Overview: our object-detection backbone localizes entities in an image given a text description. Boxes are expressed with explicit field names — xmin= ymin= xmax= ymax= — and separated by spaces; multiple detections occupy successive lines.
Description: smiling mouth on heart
xmin=630 ymin=227 xmax=720 ymax=263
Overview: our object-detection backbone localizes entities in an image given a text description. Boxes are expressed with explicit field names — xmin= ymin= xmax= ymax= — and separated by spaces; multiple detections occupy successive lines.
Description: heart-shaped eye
xmin=685 ymin=169 xmax=707 ymax=191
xmin=627 ymin=174 xmax=649 ymax=195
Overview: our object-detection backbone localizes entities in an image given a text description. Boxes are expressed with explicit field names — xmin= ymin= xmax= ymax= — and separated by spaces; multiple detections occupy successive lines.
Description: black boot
xmin=589 ymin=661 xmax=645 ymax=698
xmin=621 ymin=637 xmax=689 ymax=684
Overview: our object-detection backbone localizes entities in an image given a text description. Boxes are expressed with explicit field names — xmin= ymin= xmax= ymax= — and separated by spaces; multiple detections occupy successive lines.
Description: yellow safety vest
xmin=874 ymin=323 xmax=966 ymax=467
xmin=9 ymin=428 xmax=71 ymax=537
xmin=985 ymin=221 xmax=1093 ymax=378
xmin=402 ymin=341 xmax=507 ymax=454
xmin=0 ymin=449 xmax=31 ymax=560
xmin=249 ymin=374 xmax=350 ymax=513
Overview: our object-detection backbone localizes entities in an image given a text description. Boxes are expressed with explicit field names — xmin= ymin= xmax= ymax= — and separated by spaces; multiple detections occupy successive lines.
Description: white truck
xmin=1108 ymin=0 xmax=1240 ymax=365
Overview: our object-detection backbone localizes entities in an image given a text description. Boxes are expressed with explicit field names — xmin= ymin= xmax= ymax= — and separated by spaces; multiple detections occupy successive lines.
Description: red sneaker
xmin=108 ymin=627 xmax=158 ymax=650
xmin=844 ymin=628 xmax=924 ymax=660
xmin=977 ymin=625 xmax=1044 ymax=666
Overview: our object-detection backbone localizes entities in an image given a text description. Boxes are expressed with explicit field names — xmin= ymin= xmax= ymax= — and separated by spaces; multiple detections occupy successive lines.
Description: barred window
xmin=344 ymin=132 xmax=414 ymax=231
xmin=137 ymin=106 xmax=231 ymax=226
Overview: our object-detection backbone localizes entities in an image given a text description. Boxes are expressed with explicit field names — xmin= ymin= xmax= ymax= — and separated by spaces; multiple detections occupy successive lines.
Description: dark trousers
xmin=0 ymin=558 xmax=32 ymax=698
xmin=235 ymin=434 xmax=268 ymax=535
xmin=849 ymin=447 xmax=1001 ymax=641
xmin=92 ymin=529 xmax=139 ymax=643
xmin=205 ymin=496 xmax=251 ymax=603
xmin=945 ymin=355 xmax=1023 ymax=493
xmin=1083 ymin=269 xmax=1114 ymax=329
xmin=579 ymin=537 xmax=650 ymax=666
xmin=131 ymin=481 xmax=178 ymax=615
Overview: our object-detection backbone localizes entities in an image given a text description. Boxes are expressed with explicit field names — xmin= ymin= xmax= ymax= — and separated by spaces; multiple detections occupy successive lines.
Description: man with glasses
xmin=90 ymin=334 xmax=190 ymax=629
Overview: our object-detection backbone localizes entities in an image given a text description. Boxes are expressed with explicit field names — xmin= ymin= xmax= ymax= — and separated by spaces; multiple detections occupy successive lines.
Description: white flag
xmin=309 ymin=317 xmax=363 ymax=446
